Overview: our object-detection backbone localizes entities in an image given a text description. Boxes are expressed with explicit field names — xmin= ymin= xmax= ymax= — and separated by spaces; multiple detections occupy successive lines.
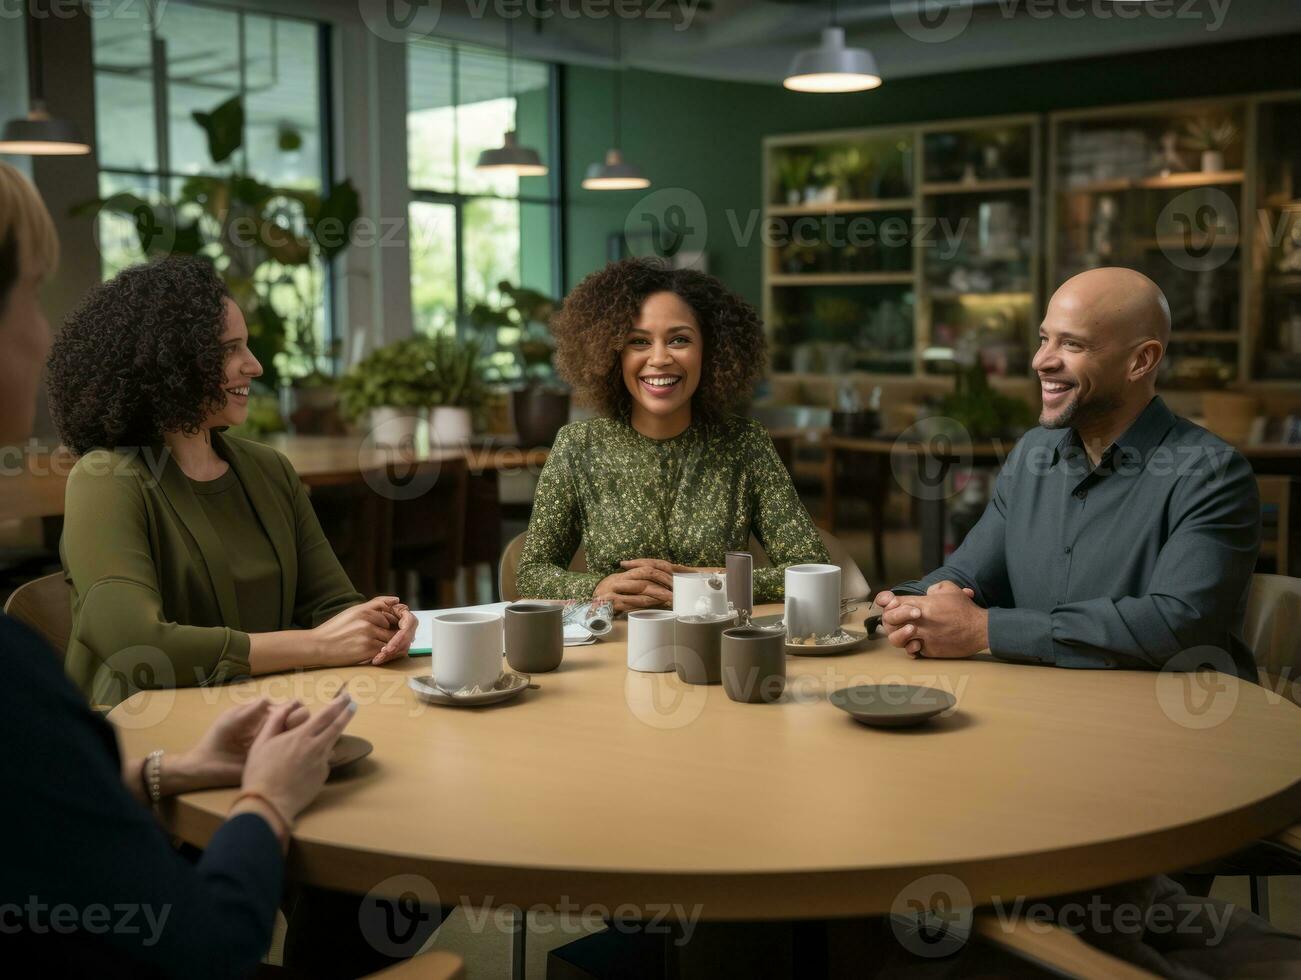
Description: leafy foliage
xmin=74 ymin=95 xmax=361 ymax=388
xmin=337 ymin=336 xmax=488 ymax=421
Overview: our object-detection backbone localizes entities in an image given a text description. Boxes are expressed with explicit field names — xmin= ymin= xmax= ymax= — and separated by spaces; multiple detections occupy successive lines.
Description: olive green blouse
xmin=61 ymin=432 xmax=363 ymax=707
xmin=516 ymin=416 xmax=830 ymax=602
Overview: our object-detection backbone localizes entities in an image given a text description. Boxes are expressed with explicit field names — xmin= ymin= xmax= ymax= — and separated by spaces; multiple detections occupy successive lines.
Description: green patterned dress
xmin=516 ymin=416 xmax=830 ymax=602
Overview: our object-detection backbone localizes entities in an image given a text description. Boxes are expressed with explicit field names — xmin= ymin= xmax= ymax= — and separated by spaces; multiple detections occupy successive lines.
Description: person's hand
xmin=235 ymin=690 xmax=357 ymax=826
xmin=882 ymin=592 xmax=988 ymax=659
xmin=311 ymin=597 xmax=401 ymax=666
xmin=595 ymin=559 xmax=676 ymax=613
xmin=169 ymin=697 xmax=310 ymax=793
xmin=875 ymin=582 xmax=975 ymax=654
xmin=372 ymin=601 xmax=416 ymax=665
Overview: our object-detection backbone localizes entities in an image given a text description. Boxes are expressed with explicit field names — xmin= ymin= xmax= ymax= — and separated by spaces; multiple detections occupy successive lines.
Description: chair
xmin=972 ymin=911 xmax=1158 ymax=979
xmin=499 ymin=527 xmax=869 ymax=604
xmin=4 ymin=571 xmax=72 ymax=660
xmin=1258 ymin=476 xmax=1296 ymax=576
xmin=1183 ymin=573 xmax=1301 ymax=919
xmin=390 ymin=457 xmax=470 ymax=608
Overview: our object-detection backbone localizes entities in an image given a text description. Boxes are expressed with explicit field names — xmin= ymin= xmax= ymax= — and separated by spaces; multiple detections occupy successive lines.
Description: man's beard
xmin=1040 ymin=388 xmax=1120 ymax=431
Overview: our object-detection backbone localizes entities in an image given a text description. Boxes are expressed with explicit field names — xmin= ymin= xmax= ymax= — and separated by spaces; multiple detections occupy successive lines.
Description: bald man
xmin=876 ymin=268 xmax=1260 ymax=678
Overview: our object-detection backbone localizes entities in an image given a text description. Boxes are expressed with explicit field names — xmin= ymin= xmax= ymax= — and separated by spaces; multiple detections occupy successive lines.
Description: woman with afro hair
xmin=516 ymin=258 xmax=828 ymax=610
xmin=48 ymin=256 xmax=416 ymax=707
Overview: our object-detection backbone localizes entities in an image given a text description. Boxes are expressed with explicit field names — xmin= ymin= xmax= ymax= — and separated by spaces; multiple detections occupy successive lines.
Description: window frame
xmin=406 ymin=39 xmax=564 ymax=338
xmin=91 ymin=1 xmax=338 ymax=371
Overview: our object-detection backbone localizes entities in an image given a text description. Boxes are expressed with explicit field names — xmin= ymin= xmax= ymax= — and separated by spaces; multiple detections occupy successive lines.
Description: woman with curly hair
xmin=49 ymin=255 xmax=416 ymax=707
xmin=516 ymin=258 xmax=828 ymax=610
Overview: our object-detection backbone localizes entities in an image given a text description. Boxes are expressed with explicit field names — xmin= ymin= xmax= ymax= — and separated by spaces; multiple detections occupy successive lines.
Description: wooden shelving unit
xmin=760 ymin=92 xmax=1301 ymax=397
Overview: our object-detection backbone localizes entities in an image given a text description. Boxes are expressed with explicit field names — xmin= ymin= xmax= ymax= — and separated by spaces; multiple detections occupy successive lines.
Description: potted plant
xmin=422 ymin=334 xmax=488 ymax=447
xmin=470 ymin=282 xmax=570 ymax=447
xmin=776 ymin=154 xmax=814 ymax=205
xmin=1183 ymin=118 xmax=1239 ymax=174
xmin=337 ymin=338 xmax=437 ymax=448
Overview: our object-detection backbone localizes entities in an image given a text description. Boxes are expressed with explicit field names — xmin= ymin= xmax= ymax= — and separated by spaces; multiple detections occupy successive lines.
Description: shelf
xmin=1061 ymin=171 xmax=1245 ymax=194
xmin=1135 ymin=236 xmax=1239 ymax=250
xmin=766 ymin=198 xmax=915 ymax=216
xmin=769 ymin=272 xmax=915 ymax=287
xmin=927 ymin=289 xmax=1033 ymax=302
xmin=922 ymin=178 xmax=1033 ymax=195
xmin=1167 ymin=332 xmax=1241 ymax=343
xmin=1266 ymin=275 xmax=1301 ymax=293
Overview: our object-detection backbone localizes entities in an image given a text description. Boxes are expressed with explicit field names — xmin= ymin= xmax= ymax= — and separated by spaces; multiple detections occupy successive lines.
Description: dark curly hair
xmin=48 ymin=256 xmax=231 ymax=454
xmin=552 ymin=258 xmax=767 ymax=422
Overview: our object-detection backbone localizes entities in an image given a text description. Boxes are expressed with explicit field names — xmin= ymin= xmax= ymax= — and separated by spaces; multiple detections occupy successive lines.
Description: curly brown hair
xmin=552 ymin=258 xmax=767 ymax=423
xmin=48 ymin=256 xmax=231 ymax=454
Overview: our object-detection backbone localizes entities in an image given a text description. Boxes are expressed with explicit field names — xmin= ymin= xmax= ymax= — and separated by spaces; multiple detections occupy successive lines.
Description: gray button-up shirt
xmin=892 ymin=397 xmax=1261 ymax=679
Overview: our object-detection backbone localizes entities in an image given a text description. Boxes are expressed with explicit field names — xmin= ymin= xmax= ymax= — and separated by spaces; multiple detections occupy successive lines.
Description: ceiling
xmin=410 ymin=0 xmax=1301 ymax=85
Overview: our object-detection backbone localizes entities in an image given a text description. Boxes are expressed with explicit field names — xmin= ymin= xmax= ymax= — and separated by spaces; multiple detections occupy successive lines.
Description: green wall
xmin=562 ymin=33 xmax=1301 ymax=308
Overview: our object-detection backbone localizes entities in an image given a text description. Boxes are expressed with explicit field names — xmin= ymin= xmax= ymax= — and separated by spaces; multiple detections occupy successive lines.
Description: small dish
xmin=328 ymin=734 xmax=373 ymax=772
xmin=829 ymin=684 xmax=957 ymax=728
xmin=408 ymin=671 xmax=532 ymax=707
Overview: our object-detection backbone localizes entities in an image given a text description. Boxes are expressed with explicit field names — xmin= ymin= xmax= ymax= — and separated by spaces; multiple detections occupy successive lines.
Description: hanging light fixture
xmin=582 ymin=16 xmax=649 ymax=191
xmin=0 ymin=3 xmax=91 ymax=155
xmin=476 ymin=15 xmax=548 ymax=177
xmin=783 ymin=0 xmax=882 ymax=94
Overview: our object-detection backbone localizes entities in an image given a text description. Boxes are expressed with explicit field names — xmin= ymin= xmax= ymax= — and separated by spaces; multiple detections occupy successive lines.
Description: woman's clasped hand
xmin=311 ymin=596 xmax=417 ymax=666
xmin=595 ymin=558 xmax=715 ymax=613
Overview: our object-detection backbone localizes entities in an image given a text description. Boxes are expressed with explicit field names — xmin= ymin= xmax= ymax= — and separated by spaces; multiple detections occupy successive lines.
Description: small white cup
xmin=672 ymin=571 xmax=729 ymax=618
xmin=784 ymin=563 xmax=841 ymax=639
xmin=433 ymin=611 xmax=504 ymax=692
xmin=627 ymin=609 xmax=678 ymax=672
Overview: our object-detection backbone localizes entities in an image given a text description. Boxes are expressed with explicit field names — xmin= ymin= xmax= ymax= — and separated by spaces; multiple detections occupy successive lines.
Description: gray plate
xmin=829 ymin=684 xmax=957 ymax=728
xmin=328 ymin=734 xmax=373 ymax=772
xmin=408 ymin=671 xmax=531 ymax=706
xmin=750 ymin=614 xmax=873 ymax=656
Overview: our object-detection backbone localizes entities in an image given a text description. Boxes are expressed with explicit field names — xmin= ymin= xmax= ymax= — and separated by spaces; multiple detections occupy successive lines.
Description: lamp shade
xmin=581 ymin=148 xmax=650 ymax=191
xmin=475 ymin=130 xmax=548 ymax=176
xmin=783 ymin=27 xmax=882 ymax=93
xmin=0 ymin=106 xmax=91 ymax=155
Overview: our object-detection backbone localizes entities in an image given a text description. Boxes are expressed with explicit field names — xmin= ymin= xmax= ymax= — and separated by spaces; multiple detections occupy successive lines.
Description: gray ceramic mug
xmin=504 ymin=602 xmax=563 ymax=673
xmin=674 ymin=613 xmax=735 ymax=685
xmin=721 ymin=626 xmax=786 ymax=704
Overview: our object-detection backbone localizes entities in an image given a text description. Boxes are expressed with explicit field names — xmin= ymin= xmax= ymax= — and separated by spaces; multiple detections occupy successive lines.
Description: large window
xmin=92 ymin=2 xmax=332 ymax=381
xmin=407 ymin=39 xmax=560 ymax=381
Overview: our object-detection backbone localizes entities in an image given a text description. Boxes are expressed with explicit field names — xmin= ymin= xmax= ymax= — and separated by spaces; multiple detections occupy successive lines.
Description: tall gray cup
xmin=721 ymin=626 xmax=786 ymax=704
xmin=504 ymin=602 xmax=563 ymax=673
xmin=674 ymin=613 xmax=735 ymax=685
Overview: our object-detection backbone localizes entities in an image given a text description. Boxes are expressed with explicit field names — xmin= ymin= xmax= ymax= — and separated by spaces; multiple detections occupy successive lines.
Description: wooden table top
xmin=0 ymin=436 xmax=550 ymax=521
xmin=110 ymin=605 xmax=1301 ymax=919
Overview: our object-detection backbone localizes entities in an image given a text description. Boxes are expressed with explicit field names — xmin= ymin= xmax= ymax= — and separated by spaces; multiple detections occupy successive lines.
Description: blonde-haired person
xmin=0 ymin=161 xmax=358 ymax=976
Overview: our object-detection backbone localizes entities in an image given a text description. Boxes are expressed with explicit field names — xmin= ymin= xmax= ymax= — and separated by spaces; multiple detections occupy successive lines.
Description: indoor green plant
xmin=1183 ymin=117 xmax=1239 ymax=174
xmin=76 ymin=95 xmax=361 ymax=394
xmin=423 ymin=334 xmax=489 ymax=446
xmin=937 ymin=361 xmax=1036 ymax=440
xmin=776 ymin=154 xmax=814 ymax=205
xmin=338 ymin=337 xmax=440 ymax=447
xmin=469 ymin=281 xmax=570 ymax=447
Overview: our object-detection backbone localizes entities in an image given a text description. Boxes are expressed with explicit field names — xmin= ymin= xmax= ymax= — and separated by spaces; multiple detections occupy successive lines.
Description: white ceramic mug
xmin=433 ymin=611 xmax=504 ymax=692
xmin=627 ymin=609 xmax=678 ymax=672
xmin=672 ymin=571 xmax=729 ymax=618
xmin=784 ymin=563 xmax=841 ymax=639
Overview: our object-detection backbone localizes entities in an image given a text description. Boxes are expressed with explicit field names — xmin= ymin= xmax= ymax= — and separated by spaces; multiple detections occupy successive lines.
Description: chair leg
xmin=512 ymin=907 xmax=527 ymax=980
xmin=1251 ymin=875 xmax=1271 ymax=920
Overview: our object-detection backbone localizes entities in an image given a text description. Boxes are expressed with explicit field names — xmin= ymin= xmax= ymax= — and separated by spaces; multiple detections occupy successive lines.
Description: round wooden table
xmin=111 ymin=605 xmax=1301 ymax=920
